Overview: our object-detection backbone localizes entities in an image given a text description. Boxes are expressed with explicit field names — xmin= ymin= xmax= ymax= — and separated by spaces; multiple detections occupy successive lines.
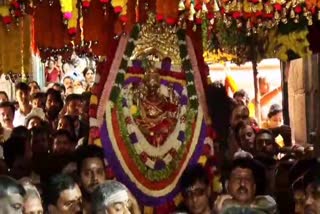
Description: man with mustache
xmin=63 ymin=76 xmax=74 ymax=96
xmin=0 ymin=101 xmax=15 ymax=130
xmin=215 ymin=157 xmax=277 ymax=213
xmin=75 ymin=145 xmax=106 ymax=213
xmin=227 ymin=158 xmax=257 ymax=205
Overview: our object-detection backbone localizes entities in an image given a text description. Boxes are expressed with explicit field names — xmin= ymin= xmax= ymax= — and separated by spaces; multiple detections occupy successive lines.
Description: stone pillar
xmin=287 ymin=58 xmax=307 ymax=145
xmin=288 ymin=54 xmax=320 ymax=153
xmin=304 ymin=54 xmax=320 ymax=155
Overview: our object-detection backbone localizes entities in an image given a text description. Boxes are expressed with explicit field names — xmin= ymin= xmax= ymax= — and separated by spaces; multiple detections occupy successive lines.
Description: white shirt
xmin=13 ymin=109 xmax=27 ymax=127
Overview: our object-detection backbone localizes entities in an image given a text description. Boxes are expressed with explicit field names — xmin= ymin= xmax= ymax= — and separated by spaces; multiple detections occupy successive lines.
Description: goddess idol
xmin=132 ymin=60 xmax=179 ymax=147
xmin=93 ymin=13 xmax=213 ymax=211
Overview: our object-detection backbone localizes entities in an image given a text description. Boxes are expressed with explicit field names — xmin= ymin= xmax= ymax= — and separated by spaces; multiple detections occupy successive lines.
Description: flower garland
xmin=59 ymin=0 xmax=73 ymax=20
xmin=116 ymin=91 xmax=196 ymax=181
xmin=0 ymin=6 xmax=11 ymax=25
xmin=265 ymin=27 xmax=311 ymax=61
xmin=67 ymin=0 xmax=78 ymax=36
xmin=109 ymin=25 xmax=139 ymax=102
xmin=82 ymin=0 xmax=91 ymax=8
xmin=111 ymin=0 xmax=128 ymax=15
xmin=203 ymin=50 xmax=236 ymax=64
xmin=219 ymin=0 xmax=315 ymax=35
xmin=0 ymin=0 xmax=25 ymax=26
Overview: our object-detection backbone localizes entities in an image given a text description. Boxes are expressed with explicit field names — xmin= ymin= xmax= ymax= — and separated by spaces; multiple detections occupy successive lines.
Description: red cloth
xmin=45 ymin=67 xmax=60 ymax=83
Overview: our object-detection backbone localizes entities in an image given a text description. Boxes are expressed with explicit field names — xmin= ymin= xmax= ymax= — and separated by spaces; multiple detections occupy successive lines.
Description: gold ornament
xmin=236 ymin=19 xmax=242 ymax=28
xmin=264 ymin=4 xmax=273 ymax=14
xmin=290 ymin=9 xmax=295 ymax=18
xmin=246 ymin=20 xmax=251 ymax=31
xmin=274 ymin=11 xmax=280 ymax=20
xmin=281 ymin=17 xmax=288 ymax=23
xmin=131 ymin=13 xmax=181 ymax=65
xmin=178 ymin=0 xmax=185 ymax=11
xmin=189 ymin=3 xmax=196 ymax=20
xmin=202 ymin=2 xmax=208 ymax=12
xmin=281 ymin=8 xmax=287 ymax=17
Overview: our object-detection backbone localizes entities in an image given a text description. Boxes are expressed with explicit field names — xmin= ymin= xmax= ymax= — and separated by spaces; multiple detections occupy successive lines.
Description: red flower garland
xmin=2 ymin=16 xmax=12 ymax=25
xmin=82 ymin=1 xmax=90 ymax=8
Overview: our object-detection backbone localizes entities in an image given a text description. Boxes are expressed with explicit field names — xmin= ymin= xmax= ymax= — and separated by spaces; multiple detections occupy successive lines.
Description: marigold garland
xmin=111 ymin=0 xmax=128 ymax=15
xmin=82 ymin=0 xmax=91 ymax=8
xmin=67 ymin=0 xmax=78 ymax=35
xmin=59 ymin=0 xmax=73 ymax=20
xmin=0 ymin=6 xmax=11 ymax=25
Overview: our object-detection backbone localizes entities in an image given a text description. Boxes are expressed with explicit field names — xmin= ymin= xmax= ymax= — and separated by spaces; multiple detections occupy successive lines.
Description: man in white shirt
xmin=13 ymin=82 xmax=32 ymax=127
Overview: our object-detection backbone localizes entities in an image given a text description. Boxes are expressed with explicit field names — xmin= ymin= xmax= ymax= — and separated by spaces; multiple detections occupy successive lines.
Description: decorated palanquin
xmin=90 ymin=13 xmax=215 ymax=212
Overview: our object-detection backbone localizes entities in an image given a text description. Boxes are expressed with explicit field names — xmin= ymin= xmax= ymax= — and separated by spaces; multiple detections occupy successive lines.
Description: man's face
xmin=29 ymin=83 xmax=40 ymax=96
xmin=0 ymin=106 xmax=14 ymax=128
xmin=231 ymin=106 xmax=249 ymax=128
xmin=304 ymin=183 xmax=320 ymax=214
xmin=239 ymin=125 xmax=255 ymax=152
xmin=227 ymin=167 xmax=256 ymax=205
xmin=0 ymin=193 xmax=24 ymax=214
xmin=46 ymin=94 xmax=61 ymax=120
xmin=53 ymin=135 xmax=74 ymax=155
xmin=67 ymin=100 xmax=82 ymax=117
xmin=80 ymin=157 xmax=105 ymax=194
xmin=16 ymin=89 xmax=29 ymax=106
xmin=106 ymin=202 xmax=130 ymax=214
xmin=63 ymin=78 xmax=74 ymax=95
xmin=183 ymin=181 xmax=211 ymax=214
xmin=50 ymin=185 xmax=82 ymax=214
xmin=255 ymin=133 xmax=276 ymax=156
xmin=24 ymin=197 xmax=43 ymax=214
xmin=46 ymin=94 xmax=60 ymax=112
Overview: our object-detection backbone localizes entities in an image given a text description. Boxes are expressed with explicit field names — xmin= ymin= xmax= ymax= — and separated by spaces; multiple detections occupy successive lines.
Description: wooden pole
xmin=252 ymin=60 xmax=261 ymax=125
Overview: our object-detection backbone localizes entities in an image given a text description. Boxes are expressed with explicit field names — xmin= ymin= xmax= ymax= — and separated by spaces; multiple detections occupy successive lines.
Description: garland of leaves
xmin=208 ymin=16 xmax=311 ymax=63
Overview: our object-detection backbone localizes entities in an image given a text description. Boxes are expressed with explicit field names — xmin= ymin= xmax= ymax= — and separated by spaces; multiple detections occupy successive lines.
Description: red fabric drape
xmin=137 ymin=0 xmax=156 ymax=23
xmin=82 ymin=0 xmax=117 ymax=55
xmin=34 ymin=0 xmax=76 ymax=59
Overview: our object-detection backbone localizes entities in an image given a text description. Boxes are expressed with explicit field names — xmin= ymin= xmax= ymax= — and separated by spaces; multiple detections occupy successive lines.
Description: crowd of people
xmin=0 ymin=71 xmax=318 ymax=214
